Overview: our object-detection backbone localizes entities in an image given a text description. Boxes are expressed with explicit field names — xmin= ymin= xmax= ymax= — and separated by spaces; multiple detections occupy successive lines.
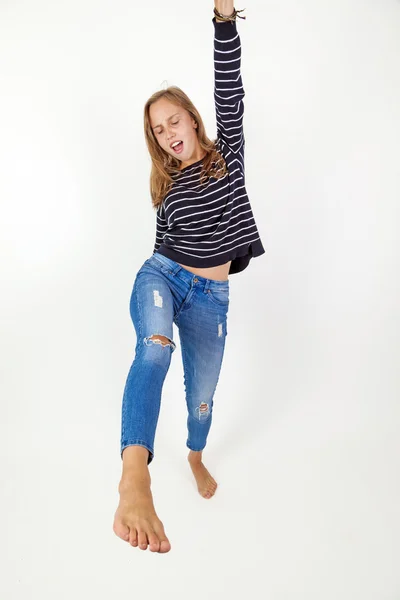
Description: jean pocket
xmin=207 ymin=287 xmax=230 ymax=307
xmin=148 ymin=255 xmax=173 ymax=276
xmin=159 ymin=264 xmax=174 ymax=277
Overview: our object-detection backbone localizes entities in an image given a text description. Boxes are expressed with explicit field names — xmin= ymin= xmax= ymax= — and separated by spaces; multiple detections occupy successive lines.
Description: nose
xmin=166 ymin=133 xmax=176 ymax=147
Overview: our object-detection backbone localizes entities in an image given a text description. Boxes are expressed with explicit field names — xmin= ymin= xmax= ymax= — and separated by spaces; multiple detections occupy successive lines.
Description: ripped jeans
xmin=120 ymin=252 xmax=230 ymax=465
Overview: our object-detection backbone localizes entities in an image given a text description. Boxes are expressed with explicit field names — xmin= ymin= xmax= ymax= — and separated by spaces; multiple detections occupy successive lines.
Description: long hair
xmin=144 ymin=85 xmax=228 ymax=210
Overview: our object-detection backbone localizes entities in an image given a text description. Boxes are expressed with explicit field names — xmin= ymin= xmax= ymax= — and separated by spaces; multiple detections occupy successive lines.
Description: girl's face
xmin=149 ymin=98 xmax=203 ymax=169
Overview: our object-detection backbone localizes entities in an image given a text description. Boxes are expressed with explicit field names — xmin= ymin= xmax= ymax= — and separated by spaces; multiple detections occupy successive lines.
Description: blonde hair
xmin=144 ymin=85 xmax=228 ymax=210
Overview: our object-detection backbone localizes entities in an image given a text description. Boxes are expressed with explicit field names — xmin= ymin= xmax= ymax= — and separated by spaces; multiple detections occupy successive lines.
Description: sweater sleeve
xmin=213 ymin=16 xmax=245 ymax=155
xmin=153 ymin=202 xmax=168 ymax=254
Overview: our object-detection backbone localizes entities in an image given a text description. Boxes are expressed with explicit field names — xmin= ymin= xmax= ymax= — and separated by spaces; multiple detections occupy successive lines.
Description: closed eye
xmin=155 ymin=120 xmax=179 ymax=134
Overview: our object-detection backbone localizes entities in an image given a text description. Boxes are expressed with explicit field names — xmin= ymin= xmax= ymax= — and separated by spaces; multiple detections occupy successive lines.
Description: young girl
xmin=113 ymin=1 xmax=265 ymax=554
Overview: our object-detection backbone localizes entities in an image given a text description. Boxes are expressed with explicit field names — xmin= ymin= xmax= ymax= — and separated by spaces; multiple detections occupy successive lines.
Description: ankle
xmin=119 ymin=471 xmax=151 ymax=492
xmin=122 ymin=445 xmax=150 ymax=466
xmin=188 ymin=450 xmax=203 ymax=463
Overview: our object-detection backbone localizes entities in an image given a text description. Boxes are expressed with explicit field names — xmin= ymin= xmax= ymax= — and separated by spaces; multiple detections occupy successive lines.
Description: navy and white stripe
xmin=153 ymin=17 xmax=265 ymax=275
xmin=214 ymin=16 xmax=245 ymax=164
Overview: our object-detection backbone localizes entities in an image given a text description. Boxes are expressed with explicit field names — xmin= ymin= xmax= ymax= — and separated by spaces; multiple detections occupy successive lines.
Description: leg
xmin=114 ymin=271 xmax=176 ymax=552
xmin=120 ymin=276 xmax=177 ymax=465
xmin=177 ymin=292 xmax=229 ymax=498
xmin=179 ymin=306 xmax=227 ymax=456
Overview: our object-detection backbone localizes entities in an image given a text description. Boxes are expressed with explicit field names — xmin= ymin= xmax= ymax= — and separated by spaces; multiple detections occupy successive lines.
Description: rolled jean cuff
xmin=186 ymin=442 xmax=206 ymax=452
xmin=120 ymin=441 xmax=154 ymax=465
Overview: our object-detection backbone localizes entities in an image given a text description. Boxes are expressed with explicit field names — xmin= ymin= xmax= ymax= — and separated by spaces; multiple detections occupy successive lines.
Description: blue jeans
xmin=120 ymin=252 xmax=230 ymax=465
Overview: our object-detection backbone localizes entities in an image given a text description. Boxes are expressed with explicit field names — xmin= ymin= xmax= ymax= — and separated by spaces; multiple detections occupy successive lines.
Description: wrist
xmin=214 ymin=2 xmax=234 ymax=17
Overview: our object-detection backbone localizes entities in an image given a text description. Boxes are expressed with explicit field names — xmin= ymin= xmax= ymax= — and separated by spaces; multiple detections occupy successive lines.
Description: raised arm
xmin=214 ymin=0 xmax=235 ymax=22
xmin=213 ymin=1 xmax=245 ymax=155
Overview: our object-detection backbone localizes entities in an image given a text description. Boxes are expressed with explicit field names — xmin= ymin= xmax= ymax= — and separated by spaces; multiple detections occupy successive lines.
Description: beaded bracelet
xmin=213 ymin=7 xmax=246 ymax=22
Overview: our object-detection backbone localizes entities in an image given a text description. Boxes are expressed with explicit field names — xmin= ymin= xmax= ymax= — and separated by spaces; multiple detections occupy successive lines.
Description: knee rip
xmin=197 ymin=402 xmax=210 ymax=418
xmin=144 ymin=334 xmax=176 ymax=352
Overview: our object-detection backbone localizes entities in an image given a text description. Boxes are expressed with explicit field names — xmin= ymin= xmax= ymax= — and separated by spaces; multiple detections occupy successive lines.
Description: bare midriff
xmin=176 ymin=260 xmax=232 ymax=282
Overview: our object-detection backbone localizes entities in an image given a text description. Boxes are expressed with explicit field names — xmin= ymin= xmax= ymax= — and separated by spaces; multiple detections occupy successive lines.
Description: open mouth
xmin=171 ymin=141 xmax=184 ymax=154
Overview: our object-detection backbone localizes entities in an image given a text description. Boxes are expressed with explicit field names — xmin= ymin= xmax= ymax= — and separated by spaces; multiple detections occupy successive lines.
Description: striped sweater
xmin=153 ymin=16 xmax=265 ymax=275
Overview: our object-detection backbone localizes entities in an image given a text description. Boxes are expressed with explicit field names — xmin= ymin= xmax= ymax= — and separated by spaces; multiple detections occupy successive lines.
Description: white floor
xmin=1 ymin=0 xmax=400 ymax=598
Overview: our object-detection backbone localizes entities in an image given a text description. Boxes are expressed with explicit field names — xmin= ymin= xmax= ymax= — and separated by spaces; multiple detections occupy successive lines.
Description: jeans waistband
xmin=151 ymin=252 xmax=229 ymax=289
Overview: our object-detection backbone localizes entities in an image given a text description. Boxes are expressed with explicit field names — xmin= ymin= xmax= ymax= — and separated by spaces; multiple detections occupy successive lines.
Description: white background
xmin=1 ymin=0 xmax=399 ymax=598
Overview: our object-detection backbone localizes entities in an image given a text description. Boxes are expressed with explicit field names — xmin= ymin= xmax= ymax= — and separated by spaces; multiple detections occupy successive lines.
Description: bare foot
xmin=113 ymin=475 xmax=171 ymax=553
xmin=188 ymin=450 xmax=218 ymax=498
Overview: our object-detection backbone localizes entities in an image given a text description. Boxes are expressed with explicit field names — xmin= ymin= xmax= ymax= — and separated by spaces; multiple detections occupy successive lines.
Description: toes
xmin=203 ymin=484 xmax=217 ymax=498
xmin=129 ymin=528 xmax=138 ymax=547
xmin=113 ymin=520 xmax=130 ymax=542
xmin=137 ymin=528 xmax=149 ymax=550
xmin=147 ymin=528 xmax=161 ymax=553
xmin=159 ymin=538 xmax=171 ymax=553
xmin=122 ymin=521 xmax=170 ymax=552
xmin=153 ymin=522 xmax=171 ymax=553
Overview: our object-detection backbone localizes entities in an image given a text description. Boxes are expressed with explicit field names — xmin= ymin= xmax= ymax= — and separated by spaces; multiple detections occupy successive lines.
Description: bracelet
xmin=213 ymin=7 xmax=246 ymax=22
